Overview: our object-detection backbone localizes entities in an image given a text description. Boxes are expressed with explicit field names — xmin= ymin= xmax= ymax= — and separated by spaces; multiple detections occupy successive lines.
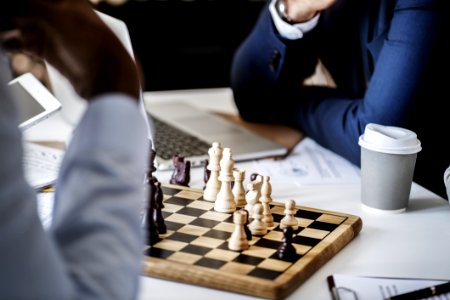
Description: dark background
xmin=97 ymin=0 xmax=266 ymax=91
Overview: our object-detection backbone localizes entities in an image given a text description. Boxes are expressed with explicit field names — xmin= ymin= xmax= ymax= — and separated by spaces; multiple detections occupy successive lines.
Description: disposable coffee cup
xmin=358 ymin=123 xmax=421 ymax=213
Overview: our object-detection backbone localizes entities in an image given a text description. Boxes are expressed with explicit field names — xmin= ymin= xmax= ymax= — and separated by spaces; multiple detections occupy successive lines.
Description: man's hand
xmin=0 ymin=0 xmax=140 ymax=101
xmin=284 ymin=0 xmax=336 ymax=23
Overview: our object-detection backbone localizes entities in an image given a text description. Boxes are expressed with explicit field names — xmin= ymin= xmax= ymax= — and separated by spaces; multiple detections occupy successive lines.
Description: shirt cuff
xmin=269 ymin=0 xmax=320 ymax=40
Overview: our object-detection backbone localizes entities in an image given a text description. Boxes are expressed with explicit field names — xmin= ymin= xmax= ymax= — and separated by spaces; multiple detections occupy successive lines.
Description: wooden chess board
xmin=142 ymin=184 xmax=362 ymax=300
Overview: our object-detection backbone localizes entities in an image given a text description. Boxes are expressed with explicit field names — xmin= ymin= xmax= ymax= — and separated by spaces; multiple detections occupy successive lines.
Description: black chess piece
xmin=145 ymin=148 xmax=159 ymax=187
xmin=277 ymin=226 xmax=297 ymax=261
xmin=169 ymin=154 xmax=191 ymax=186
xmin=203 ymin=159 xmax=210 ymax=186
xmin=250 ymin=172 xmax=260 ymax=182
xmin=146 ymin=176 xmax=161 ymax=246
xmin=141 ymin=172 xmax=154 ymax=231
xmin=141 ymin=148 xmax=161 ymax=246
xmin=149 ymin=148 xmax=157 ymax=174
xmin=242 ymin=209 xmax=252 ymax=241
xmin=153 ymin=180 xmax=167 ymax=234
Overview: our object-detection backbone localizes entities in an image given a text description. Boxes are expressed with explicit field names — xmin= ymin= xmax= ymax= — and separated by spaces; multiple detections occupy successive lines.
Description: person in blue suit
xmin=231 ymin=0 xmax=450 ymax=199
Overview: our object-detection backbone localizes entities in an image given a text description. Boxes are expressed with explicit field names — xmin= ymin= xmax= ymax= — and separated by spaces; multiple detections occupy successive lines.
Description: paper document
xmin=253 ymin=137 xmax=360 ymax=186
xmin=23 ymin=142 xmax=64 ymax=190
xmin=328 ymin=274 xmax=450 ymax=300
xmin=37 ymin=191 xmax=54 ymax=229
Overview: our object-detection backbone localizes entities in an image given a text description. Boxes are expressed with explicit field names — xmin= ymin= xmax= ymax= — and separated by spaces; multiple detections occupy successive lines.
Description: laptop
xmin=46 ymin=12 xmax=288 ymax=170
xmin=146 ymin=102 xmax=288 ymax=170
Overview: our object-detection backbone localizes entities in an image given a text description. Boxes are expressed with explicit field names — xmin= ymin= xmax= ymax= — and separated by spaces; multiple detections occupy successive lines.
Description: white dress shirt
xmin=269 ymin=0 xmax=320 ymax=40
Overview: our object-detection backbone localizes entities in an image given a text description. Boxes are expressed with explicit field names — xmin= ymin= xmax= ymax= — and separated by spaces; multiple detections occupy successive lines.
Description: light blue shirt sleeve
xmin=0 ymin=51 xmax=149 ymax=300
xmin=52 ymin=94 xmax=150 ymax=300
xmin=269 ymin=0 xmax=320 ymax=40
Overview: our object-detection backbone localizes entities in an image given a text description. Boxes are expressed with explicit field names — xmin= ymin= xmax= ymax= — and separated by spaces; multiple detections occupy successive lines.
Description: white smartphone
xmin=8 ymin=72 xmax=62 ymax=130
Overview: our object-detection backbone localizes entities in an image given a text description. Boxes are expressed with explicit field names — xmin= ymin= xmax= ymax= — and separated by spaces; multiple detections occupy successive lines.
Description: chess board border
xmin=142 ymin=184 xmax=363 ymax=300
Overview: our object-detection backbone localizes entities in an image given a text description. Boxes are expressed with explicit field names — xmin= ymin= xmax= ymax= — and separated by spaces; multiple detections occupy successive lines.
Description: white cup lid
xmin=358 ymin=123 xmax=422 ymax=154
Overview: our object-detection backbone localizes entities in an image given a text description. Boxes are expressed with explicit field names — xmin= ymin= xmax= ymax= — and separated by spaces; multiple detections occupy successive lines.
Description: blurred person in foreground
xmin=0 ymin=0 xmax=149 ymax=299
xmin=231 ymin=0 xmax=450 ymax=199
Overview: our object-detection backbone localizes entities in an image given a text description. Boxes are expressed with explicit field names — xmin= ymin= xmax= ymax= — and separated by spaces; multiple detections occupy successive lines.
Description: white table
xmin=26 ymin=88 xmax=450 ymax=300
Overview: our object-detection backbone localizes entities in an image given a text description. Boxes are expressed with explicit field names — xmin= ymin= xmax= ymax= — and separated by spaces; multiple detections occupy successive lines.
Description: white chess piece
xmin=232 ymin=168 xmax=246 ymax=208
xmin=244 ymin=175 xmax=262 ymax=218
xmin=260 ymin=176 xmax=274 ymax=227
xmin=203 ymin=142 xmax=222 ymax=201
xmin=280 ymin=199 xmax=299 ymax=230
xmin=249 ymin=203 xmax=267 ymax=236
xmin=214 ymin=148 xmax=236 ymax=213
xmin=228 ymin=210 xmax=249 ymax=251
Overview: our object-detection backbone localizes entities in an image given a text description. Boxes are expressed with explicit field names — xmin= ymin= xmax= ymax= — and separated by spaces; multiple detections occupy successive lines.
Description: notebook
xmin=146 ymin=102 xmax=288 ymax=170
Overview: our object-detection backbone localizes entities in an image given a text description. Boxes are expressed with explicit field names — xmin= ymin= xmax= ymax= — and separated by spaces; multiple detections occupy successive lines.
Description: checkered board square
xmin=142 ymin=184 xmax=362 ymax=300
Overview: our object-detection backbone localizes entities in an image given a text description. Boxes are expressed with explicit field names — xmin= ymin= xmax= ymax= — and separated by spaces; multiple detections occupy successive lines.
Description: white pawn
xmin=203 ymin=142 xmax=222 ymax=202
xmin=214 ymin=148 xmax=236 ymax=213
xmin=260 ymin=176 xmax=274 ymax=227
xmin=228 ymin=210 xmax=249 ymax=251
xmin=280 ymin=199 xmax=299 ymax=231
xmin=249 ymin=203 xmax=267 ymax=236
xmin=232 ymin=168 xmax=246 ymax=208
xmin=244 ymin=175 xmax=262 ymax=218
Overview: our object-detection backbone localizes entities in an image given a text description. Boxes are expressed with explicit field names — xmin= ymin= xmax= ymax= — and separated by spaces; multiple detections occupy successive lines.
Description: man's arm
xmin=51 ymin=95 xmax=148 ymax=299
xmin=291 ymin=0 xmax=444 ymax=164
xmin=231 ymin=0 xmax=445 ymax=165
xmin=0 ymin=0 xmax=149 ymax=298
xmin=231 ymin=4 xmax=320 ymax=121
xmin=0 ymin=51 xmax=73 ymax=298
xmin=0 ymin=70 xmax=148 ymax=299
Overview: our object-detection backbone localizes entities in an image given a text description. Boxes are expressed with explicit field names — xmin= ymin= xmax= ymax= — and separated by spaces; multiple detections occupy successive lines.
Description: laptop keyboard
xmin=151 ymin=116 xmax=210 ymax=160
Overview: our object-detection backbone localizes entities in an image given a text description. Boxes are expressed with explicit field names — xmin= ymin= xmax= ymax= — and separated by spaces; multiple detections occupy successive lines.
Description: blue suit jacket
xmin=231 ymin=0 xmax=450 ymax=198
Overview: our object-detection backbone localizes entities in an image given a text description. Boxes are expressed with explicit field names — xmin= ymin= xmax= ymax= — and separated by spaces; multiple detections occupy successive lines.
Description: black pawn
xmin=242 ymin=209 xmax=252 ymax=241
xmin=277 ymin=227 xmax=297 ymax=261
xmin=146 ymin=176 xmax=161 ymax=246
xmin=203 ymin=159 xmax=210 ymax=187
xmin=153 ymin=180 xmax=167 ymax=234
xmin=141 ymin=172 xmax=154 ymax=231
